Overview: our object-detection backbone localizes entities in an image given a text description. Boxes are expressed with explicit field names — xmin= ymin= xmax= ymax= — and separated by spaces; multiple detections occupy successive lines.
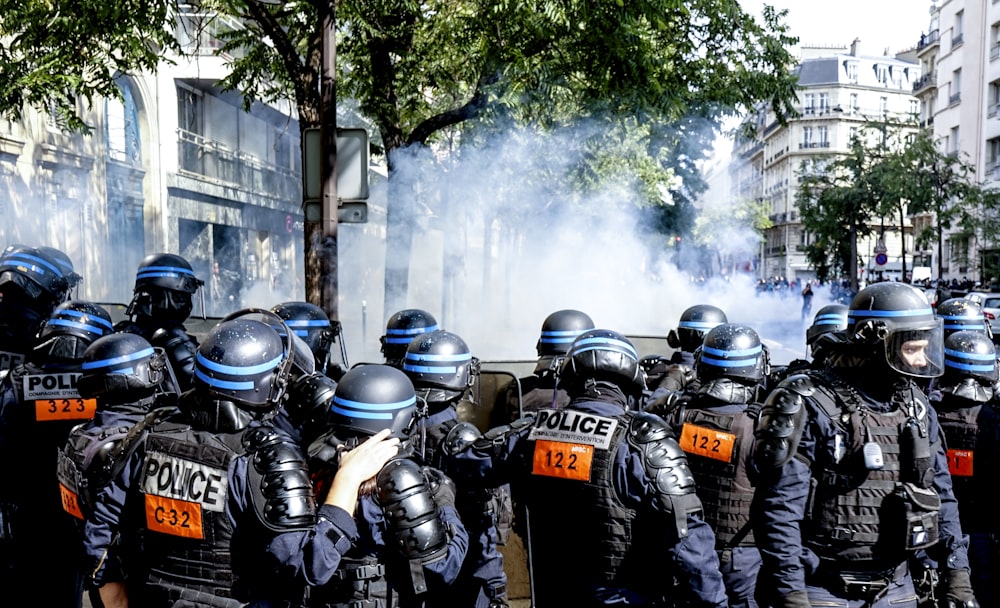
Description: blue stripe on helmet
xmin=331 ymin=394 xmax=416 ymax=419
xmin=701 ymin=354 xmax=757 ymax=368
xmin=571 ymin=337 xmax=638 ymax=361
xmin=848 ymin=309 xmax=930 ymax=319
xmin=814 ymin=313 xmax=847 ymax=325
xmin=59 ymin=309 xmax=114 ymax=331
xmin=82 ymin=346 xmax=156 ymax=370
xmin=678 ymin=320 xmax=723 ymax=330
xmin=48 ymin=318 xmax=109 ymax=335
xmin=4 ymin=253 xmax=63 ymax=278
xmin=386 ymin=325 xmax=439 ymax=337
xmin=139 ymin=265 xmax=196 ymax=276
xmin=403 ymin=364 xmax=458 ymax=374
xmin=944 ymin=360 xmax=996 ymax=373
xmin=944 ymin=348 xmax=996 ymax=361
xmin=702 ymin=344 xmax=763 ymax=358
xmin=196 ymin=352 xmax=283 ymax=376
xmin=330 ymin=404 xmax=392 ymax=420
xmin=285 ymin=319 xmax=331 ymax=329
xmin=939 ymin=314 xmax=983 ymax=321
xmin=405 ymin=352 xmax=471 ymax=363
xmin=943 ymin=322 xmax=985 ymax=331
xmin=110 ymin=367 xmax=135 ymax=375
xmin=194 ymin=367 xmax=254 ymax=390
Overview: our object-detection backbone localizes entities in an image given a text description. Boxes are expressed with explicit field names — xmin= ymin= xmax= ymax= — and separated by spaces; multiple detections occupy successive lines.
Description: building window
xmin=177 ymin=84 xmax=203 ymax=135
xmin=879 ymin=96 xmax=889 ymax=118
xmin=951 ymin=126 xmax=960 ymax=155
xmin=818 ymin=126 xmax=829 ymax=147
xmin=950 ymin=69 xmax=962 ymax=104
xmin=819 ymin=93 xmax=830 ymax=114
xmin=803 ymin=93 xmax=815 ymax=115
xmin=849 ymin=127 xmax=859 ymax=142
xmin=802 ymin=126 xmax=813 ymax=148
xmin=106 ymin=81 xmax=141 ymax=165
xmin=909 ymin=99 xmax=919 ymax=117
xmin=845 ymin=61 xmax=859 ymax=83
xmin=875 ymin=64 xmax=889 ymax=85
xmin=849 ymin=93 xmax=859 ymax=114
xmin=988 ymin=137 xmax=1000 ymax=169
xmin=954 ymin=10 xmax=964 ymax=47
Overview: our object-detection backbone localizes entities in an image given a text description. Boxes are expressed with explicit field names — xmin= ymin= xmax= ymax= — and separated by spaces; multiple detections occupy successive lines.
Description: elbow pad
xmin=442 ymin=421 xmax=482 ymax=456
xmin=627 ymin=412 xmax=702 ymax=538
xmin=753 ymin=374 xmax=811 ymax=469
xmin=377 ymin=458 xmax=450 ymax=564
xmin=245 ymin=425 xmax=317 ymax=531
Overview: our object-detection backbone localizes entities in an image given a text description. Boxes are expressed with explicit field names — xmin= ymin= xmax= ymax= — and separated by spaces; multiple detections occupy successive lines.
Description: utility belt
xmin=814 ymin=560 xmax=908 ymax=602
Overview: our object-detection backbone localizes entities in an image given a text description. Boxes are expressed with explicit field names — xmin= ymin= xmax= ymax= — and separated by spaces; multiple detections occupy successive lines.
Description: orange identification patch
xmin=34 ymin=398 xmax=96 ymax=421
xmin=145 ymin=494 xmax=205 ymax=539
xmin=679 ymin=422 xmax=736 ymax=463
xmin=59 ymin=483 xmax=83 ymax=519
xmin=532 ymin=440 xmax=593 ymax=481
xmin=946 ymin=449 xmax=974 ymax=477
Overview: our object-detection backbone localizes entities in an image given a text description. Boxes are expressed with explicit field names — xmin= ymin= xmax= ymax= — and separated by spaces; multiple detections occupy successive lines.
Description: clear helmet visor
xmin=885 ymin=320 xmax=944 ymax=378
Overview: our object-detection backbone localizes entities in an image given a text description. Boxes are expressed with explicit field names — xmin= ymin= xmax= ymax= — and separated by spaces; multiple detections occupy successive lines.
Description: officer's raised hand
xmin=324 ymin=428 xmax=400 ymax=513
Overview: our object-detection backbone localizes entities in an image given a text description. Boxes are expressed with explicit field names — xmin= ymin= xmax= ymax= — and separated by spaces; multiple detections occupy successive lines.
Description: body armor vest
xmin=676 ymin=399 xmax=756 ymax=548
xmin=136 ymin=422 xmax=244 ymax=605
xmin=308 ymin=552 xmax=392 ymax=608
xmin=522 ymin=407 xmax=641 ymax=605
xmin=806 ymin=376 xmax=937 ymax=566
xmin=934 ymin=400 xmax=984 ymax=533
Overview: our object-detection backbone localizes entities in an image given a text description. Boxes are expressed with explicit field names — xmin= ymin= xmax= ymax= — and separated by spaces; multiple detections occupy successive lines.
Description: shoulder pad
xmin=628 ymin=411 xmax=674 ymax=444
xmin=245 ymin=425 xmax=317 ymax=532
xmin=376 ymin=458 xmax=450 ymax=564
xmin=753 ymin=378 xmax=811 ymax=469
xmin=626 ymin=427 xmax=702 ymax=537
xmin=442 ymin=421 xmax=481 ymax=456
xmin=472 ymin=414 xmax=534 ymax=455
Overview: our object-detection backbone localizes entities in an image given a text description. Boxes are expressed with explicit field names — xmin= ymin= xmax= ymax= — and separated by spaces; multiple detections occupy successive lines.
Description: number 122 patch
xmin=532 ymin=440 xmax=594 ymax=481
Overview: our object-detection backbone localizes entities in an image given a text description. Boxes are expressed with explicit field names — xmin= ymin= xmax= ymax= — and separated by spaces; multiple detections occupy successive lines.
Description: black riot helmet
xmin=222 ymin=307 xmax=316 ymax=381
xmin=78 ymin=333 xmax=178 ymax=403
xmin=848 ymin=282 xmax=944 ymax=378
xmin=193 ymin=317 xmax=292 ymax=414
xmin=402 ymin=330 xmax=479 ymax=406
xmin=696 ymin=323 xmax=768 ymax=384
xmin=32 ymin=301 xmax=114 ymax=362
xmin=380 ymin=309 xmax=439 ymax=367
xmin=935 ymin=298 xmax=991 ymax=339
xmin=271 ymin=301 xmax=335 ymax=371
xmin=667 ymin=304 xmax=728 ymax=352
xmin=127 ymin=253 xmax=203 ymax=324
xmin=329 ymin=364 xmax=417 ymax=439
xmin=536 ymin=309 xmax=596 ymax=357
xmin=806 ymin=304 xmax=849 ymax=347
xmin=0 ymin=245 xmax=82 ymax=306
xmin=558 ymin=329 xmax=645 ymax=398
xmin=941 ymin=330 xmax=998 ymax=386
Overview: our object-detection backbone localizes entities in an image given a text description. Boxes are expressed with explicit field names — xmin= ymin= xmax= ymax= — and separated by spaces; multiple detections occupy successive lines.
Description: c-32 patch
xmin=141 ymin=450 xmax=229 ymax=539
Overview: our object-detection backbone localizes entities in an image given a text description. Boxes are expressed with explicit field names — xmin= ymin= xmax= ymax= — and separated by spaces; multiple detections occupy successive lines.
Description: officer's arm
xmin=750 ymin=376 xmax=815 ymax=607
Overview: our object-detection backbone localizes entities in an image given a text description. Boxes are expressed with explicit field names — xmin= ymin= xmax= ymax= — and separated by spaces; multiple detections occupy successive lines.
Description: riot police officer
xmin=0 ymin=244 xmax=81 ymax=374
xmin=935 ymin=298 xmax=992 ymax=340
xmin=927 ymin=330 xmax=1000 ymax=605
xmin=114 ymin=253 xmax=204 ymax=390
xmin=306 ymin=364 xmax=469 ymax=608
xmin=82 ymin=314 xmax=403 ymax=607
xmin=379 ymin=308 xmax=439 ymax=368
xmin=753 ymin=282 xmax=977 ymax=607
xmin=666 ymin=323 xmax=767 ymax=608
xmin=768 ymin=303 xmax=849 ymax=387
xmin=0 ymin=300 xmax=113 ymax=607
xmin=645 ymin=304 xmax=728 ymax=405
xmin=273 ymin=300 xmax=348 ymax=380
xmin=402 ymin=329 xmax=509 ymax=608
xmin=494 ymin=309 xmax=595 ymax=425
xmin=445 ymin=329 xmax=728 ymax=607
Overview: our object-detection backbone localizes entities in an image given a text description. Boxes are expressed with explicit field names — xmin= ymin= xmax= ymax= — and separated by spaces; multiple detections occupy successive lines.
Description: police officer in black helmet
xmin=115 ymin=253 xmax=204 ymax=390
xmin=379 ymin=308 xmax=439 ymax=369
xmin=0 ymin=244 xmax=82 ymax=374
xmin=82 ymin=313 xmax=403 ymax=607
xmin=306 ymin=364 xmax=469 ymax=608
xmin=664 ymin=323 xmax=767 ymax=607
xmin=753 ymin=283 xmax=977 ymax=608
xmin=444 ymin=329 xmax=727 ymax=607
xmin=272 ymin=300 xmax=348 ymax=381
xmin=645 ymin=304 xmax=728 ymax=409
xmin=0 ymin=300 xmax=113 ymax=607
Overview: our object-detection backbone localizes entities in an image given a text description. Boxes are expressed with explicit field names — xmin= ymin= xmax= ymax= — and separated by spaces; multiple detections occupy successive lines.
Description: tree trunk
xmin=898 ymin=204 xmax=907 ymax=282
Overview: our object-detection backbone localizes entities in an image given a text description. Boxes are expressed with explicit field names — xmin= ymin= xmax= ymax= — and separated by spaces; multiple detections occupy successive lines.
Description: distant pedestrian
xmin=801 ymin=281 xmax=814 ymax=321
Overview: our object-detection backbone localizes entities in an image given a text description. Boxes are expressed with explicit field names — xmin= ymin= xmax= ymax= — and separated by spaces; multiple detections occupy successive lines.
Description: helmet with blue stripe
xmin=935 ymin=298 xmax=991 ymax=338
xmin=272 ymin=301 xmax=336 ymax=371
xmin=33 ymin=301 xmax=114 ymax=362
xmin=942 ymin=330 xmax=998 ymax=385
xmin=806 ymin=304 xmax=849 ymax=347
xmin=329 ymin=364 xmax=417 ymax=438
xmin=0 ymin=244 xmax=81 ymax=304
xmin=559 ymin=329 xmax=645 ymax=396
xmin=536 ymin=309 xmax=595 ymax=357
xmin=380 ymin=309 xmax=439 ymax=367
xmin=668 ymin=304 xmax=727 ymax=352
xmin=696 ymin=323 xmax=767 ymax=383
xmin=78 ymin=332 xmax=177 ymax=402
xmin=848 ymin=283 xmax=943 ymax=378
xmin=193 ymin=318 xmax=290 ymax=413
xmin=134 ymin=253 xmax=203 ymax=294
xmin=402 ymin=330 xmax=478 ymax=405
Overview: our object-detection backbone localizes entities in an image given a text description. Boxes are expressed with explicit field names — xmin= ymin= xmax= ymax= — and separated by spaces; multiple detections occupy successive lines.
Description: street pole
xmin=319 ymin=5 xmax=339 ymax=321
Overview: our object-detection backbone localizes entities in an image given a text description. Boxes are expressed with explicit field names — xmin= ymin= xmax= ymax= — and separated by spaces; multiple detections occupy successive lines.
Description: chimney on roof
xmin=850 ymin=38 xmax=861 ymax=56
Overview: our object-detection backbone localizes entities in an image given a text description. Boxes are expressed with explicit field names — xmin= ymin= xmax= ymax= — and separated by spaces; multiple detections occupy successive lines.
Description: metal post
xmin=320 ymin=5 xmax=339 ymax=321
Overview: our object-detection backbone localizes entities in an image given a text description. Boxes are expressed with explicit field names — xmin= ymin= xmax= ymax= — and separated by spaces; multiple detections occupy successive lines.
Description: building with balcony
xmin=731 ymin=40 xmax=922 ymax=283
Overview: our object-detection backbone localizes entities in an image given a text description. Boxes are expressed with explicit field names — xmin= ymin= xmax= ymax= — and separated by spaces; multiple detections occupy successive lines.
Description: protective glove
xmin=422 ymin=466 xmax=457 ymax=509
xmin=781 ymin=590 xmax=811 ymax=608
xmin=942 ymin=568 xmax=979 ymax=608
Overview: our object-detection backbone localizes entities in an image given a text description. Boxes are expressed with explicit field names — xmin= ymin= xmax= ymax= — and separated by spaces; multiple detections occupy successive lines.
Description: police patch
xmin=142 ymin=451 xmax=228 ymax=512
xmin=23 ymin=372 xmax=81 ymax=400
xmin=528 ymin=408 xmax=619 ymax=450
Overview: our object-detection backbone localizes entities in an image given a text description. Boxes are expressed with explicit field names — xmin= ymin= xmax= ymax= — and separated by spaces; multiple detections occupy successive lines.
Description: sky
xmin=738 ymin=1 xmax=934 ymax=56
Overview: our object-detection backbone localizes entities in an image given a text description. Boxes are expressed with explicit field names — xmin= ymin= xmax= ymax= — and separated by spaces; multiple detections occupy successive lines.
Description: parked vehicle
xmin=962 ymin=291 xmax=1000 ymax=340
